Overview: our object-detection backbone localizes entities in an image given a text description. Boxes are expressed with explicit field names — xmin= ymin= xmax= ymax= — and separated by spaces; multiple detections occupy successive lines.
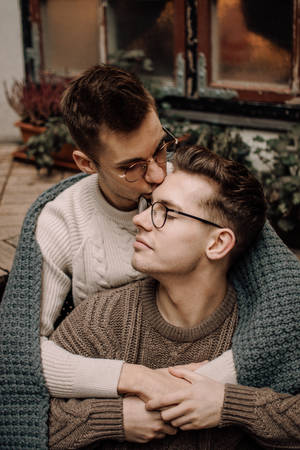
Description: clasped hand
xmin=146 ymin=366 xmax=225 ymax=431
xmin=122 ymin=362 xmax=224 ymax=442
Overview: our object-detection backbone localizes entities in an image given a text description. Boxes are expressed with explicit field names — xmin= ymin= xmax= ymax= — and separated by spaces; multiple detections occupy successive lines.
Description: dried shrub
xmin=4 ymin=75 xmax=69 ymax=126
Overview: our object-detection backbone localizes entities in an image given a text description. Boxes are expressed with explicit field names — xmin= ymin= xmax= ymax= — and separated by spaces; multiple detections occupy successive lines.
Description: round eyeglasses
xmin=150 ymin=201 xmax=223 ymax=229
xmin=92 ymin=127 xmax=178 ymax=183
xmin=121 ymin=127 xmax=178 ymax=183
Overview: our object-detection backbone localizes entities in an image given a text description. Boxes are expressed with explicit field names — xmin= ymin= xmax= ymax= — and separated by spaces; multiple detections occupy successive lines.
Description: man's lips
xmin=134 ymin=237 xmax=152 ymax=250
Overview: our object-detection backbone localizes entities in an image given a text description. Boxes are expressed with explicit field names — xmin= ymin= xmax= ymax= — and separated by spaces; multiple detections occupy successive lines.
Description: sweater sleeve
xmin=220 ymin=383 xmax=300 ymax=448
xmin=49 ymin=397 xmax=124 ymax=449
xmin=36 ymin=204 xmax=123 ymax=398
xmin=195 ymin=350 xmax=237 ymax=384
xmin=48 ymin=297 xmax=127 ymax=447
xmin=41 ymin=338 xmax=123 ymax=398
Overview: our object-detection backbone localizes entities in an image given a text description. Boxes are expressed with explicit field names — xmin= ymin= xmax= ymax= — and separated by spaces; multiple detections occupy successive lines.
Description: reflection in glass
xmin=212 ymin=0 xmax=293 ymax=86
xmin=41 ymin=0 xmax=99 ymax=77
xmin=107 ymin=0 xmax=174 ymax=86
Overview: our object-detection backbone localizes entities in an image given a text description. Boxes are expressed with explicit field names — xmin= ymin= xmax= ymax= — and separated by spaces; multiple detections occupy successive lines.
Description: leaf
xmin=278 ymin=202 xmax=288 ymax=215
xmin=292 ymin=192 xmax=300 ymax=205
xmin=253 ymin=135 xmax=265 ymax=143
xmin=277 ymin=218 xmax=295 ymax=232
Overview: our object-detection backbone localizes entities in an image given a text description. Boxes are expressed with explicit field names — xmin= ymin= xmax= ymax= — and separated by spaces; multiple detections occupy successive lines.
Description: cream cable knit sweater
xmin=36 ymin=174 xmax=236 ymax=398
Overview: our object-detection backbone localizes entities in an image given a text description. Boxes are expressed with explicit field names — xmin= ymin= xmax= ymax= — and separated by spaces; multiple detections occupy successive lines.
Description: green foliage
xmin=158 ymin=105 xmax=252 ymax=169
xmin=26 ymin=117 xmax=74 ymax=173
xmin=160 ymin=105 xmax=300 ymax=246
xmin=5 ymin=75 xmax=74 ymax=172
xmin=254 ymin=124 xmax=300 ymax=241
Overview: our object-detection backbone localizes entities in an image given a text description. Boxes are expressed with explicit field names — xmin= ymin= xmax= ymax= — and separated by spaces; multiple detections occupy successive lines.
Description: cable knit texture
xmin=49 ymin=279 xmax=240 ymax=449
xmin=220 ymin=384 xmax=300 ymax=448
xmin=0 ymin=173 xmax=300 ymax=448
xmin=229 ymin=227 xmax=300 ymax=394
xmin=37 ymin=174 xmax=144 ymax=398
xmin=49 ymin=279 xmax=300 ymax=449
xmin=0 ymin=173 xmax=86 ymax=449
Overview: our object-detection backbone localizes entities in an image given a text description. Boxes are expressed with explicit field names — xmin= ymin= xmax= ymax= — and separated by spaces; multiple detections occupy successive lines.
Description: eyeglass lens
xmin=151 ymin=202 xmax=167 ymax=228
xmin=125 ymin=138 xmax=176 ymax=182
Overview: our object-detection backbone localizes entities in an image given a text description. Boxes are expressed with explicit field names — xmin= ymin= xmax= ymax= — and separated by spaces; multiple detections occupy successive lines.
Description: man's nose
xmin=133 ymin=206 xmax=152 ymax=231
xmin=144 ymin=160 xmax=166 ymax=185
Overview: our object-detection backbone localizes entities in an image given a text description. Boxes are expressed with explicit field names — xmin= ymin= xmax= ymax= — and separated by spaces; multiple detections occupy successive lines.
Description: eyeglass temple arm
xmin=162 ymin=127 xmax=178 ymax=145
xmin=168 ymin=208 xmax=223 ymax=229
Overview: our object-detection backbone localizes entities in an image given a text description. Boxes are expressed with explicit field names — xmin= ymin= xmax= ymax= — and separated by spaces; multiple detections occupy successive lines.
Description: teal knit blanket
xmin=0 ymin=173 xmax=299 ymax=449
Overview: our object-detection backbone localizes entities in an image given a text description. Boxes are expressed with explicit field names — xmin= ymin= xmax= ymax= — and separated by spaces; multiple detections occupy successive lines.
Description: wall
xmin=0 ymin=1 xmax=24 ymax=142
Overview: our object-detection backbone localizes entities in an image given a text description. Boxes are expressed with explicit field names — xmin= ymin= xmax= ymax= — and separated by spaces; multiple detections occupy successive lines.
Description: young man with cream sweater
xmin=48 ymin=146 xmax=299 ymax=449
xmin=37 ymin=64 xmax=237 ymax=403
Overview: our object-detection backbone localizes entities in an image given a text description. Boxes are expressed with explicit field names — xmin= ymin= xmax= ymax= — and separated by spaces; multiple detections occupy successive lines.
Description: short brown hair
xmin=61 ymin=64 xmax=155 ymax=159
xmin=173 ymin=145 xmax=267 ymax=259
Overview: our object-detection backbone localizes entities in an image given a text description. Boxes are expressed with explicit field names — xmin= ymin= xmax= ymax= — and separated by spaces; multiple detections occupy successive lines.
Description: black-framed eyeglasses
xmin=120 ymin=127 xmax=178 ymax=182
xmin=150 ymin=201 xmax=223 ymax=229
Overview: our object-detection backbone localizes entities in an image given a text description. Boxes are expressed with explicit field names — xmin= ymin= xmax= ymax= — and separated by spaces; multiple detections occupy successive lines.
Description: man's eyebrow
xmin=116 ymin=130 xmax=167 ymax=167
xmin=153 ymin=198 xmax=183 ymax=211
xmin=116 ymin=157 xmax=144 ymax=167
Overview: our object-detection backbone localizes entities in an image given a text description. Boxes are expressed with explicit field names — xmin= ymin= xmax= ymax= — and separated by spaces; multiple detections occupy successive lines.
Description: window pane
xmin=41 ymin=0 xmax=99 ymax=77
xmin=212 ymin=0 xmax=293 ymax=87
xmin=107 ymin=0 xmax=175 ymax=86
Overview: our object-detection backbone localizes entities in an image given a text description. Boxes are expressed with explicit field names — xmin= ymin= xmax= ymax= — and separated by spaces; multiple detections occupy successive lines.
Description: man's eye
xmin=166 ymin=213 xmax=177 ymax=220
xmin=125 ymin=162 xmax=147 ymax=171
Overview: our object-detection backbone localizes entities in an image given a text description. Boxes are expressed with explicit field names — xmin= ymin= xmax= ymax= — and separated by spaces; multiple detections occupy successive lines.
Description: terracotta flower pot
xmin=15 ymin=121 xmax=46 ymax=142
xmin=14 ymin=121 xmax=78 ymax=171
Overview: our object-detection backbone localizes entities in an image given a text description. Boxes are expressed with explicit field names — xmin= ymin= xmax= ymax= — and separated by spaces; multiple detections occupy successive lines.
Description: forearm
xmin=49 ymin=397 xmax=124 ymax=449
xmin=220 ymin=384 xmax=300 ymax=448
xmin=41 ymin=337 xmax=123 ymax=397
xmin=195 ymin=350 xmax=237 ymax=384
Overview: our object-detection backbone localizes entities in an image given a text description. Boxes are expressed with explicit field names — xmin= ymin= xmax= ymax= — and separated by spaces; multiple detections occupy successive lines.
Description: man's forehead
xmin=99 ymin=122 xmax=165 ymax=165
xmin=100 ymin=111 xmax=165 ymax=165
xmin=152 ymin=171 xmax=217 ymax=207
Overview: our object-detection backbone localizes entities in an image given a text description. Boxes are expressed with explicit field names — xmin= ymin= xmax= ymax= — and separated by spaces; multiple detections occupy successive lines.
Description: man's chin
xmin=132 ymin=257 xmax=148 ymax=274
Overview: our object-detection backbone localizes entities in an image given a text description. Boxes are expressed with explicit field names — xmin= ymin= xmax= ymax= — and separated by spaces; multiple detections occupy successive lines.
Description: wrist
xmin=118 ymin=363 xmax=149 ymax=396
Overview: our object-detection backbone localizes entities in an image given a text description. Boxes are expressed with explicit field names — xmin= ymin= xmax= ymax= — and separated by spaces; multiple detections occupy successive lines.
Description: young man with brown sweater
xmin=48 ymin=146 xmax=300 ymax=449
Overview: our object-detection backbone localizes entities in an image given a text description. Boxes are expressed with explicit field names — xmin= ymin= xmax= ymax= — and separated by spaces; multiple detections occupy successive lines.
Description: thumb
xmin=168 ymin=366 xmax=203 ymax=383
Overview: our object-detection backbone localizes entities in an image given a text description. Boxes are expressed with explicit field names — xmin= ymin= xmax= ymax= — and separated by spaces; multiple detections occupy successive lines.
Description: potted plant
xmin=4 ymin=75 xmax=77 ymax=172
xmin=254 ymin=125 xmax=300 ymax=248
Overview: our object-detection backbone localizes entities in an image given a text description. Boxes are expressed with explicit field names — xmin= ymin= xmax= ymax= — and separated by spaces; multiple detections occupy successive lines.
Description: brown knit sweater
xmin=49 ymin=278 xmax=300 ymax=449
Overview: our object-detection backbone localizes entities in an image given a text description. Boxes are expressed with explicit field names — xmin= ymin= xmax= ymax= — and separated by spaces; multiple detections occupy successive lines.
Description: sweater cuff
xmin=219 ymin=384 xmax=257 ymax=428
xmin=73 ymin=358 xmax=124 ymax=398
xmin=195 ymin=350 xmax=237 ymax=384
xmin=89 ymin=398 xmax=125 ymax=441
xmin=42 ymin=338 xmax=124 ymax=398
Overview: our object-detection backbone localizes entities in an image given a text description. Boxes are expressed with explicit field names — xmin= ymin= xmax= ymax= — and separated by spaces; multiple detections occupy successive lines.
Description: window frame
xmin=197 ymin=0 xmax=300 ymax=103
xmin=21 ymin=0 xmax=300 ymax=125
xmin=22 ymin=0 xmax=186 ymax=94
xmin=101 ymin=0 xmax=186 ymax=94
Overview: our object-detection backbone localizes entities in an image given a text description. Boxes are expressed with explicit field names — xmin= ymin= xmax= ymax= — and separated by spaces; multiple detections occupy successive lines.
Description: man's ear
xmin=72 ymin=150 xmax=98 ymax=174
xmin=206 ymin=228 xmax=236 ymax=261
